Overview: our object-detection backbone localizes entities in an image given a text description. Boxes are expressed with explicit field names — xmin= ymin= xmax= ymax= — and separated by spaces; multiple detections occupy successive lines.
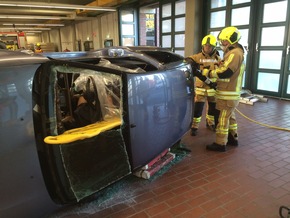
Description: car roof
xmin=0 ymin=49 xmax=48 ymax=67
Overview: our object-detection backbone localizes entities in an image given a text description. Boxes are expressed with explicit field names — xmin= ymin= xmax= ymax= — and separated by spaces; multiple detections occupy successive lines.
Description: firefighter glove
xmin=193 ymin=68 xmax=202 ymax=78
xmin=209 ymin=82 xmax=217 ymax=90
xmin=202 ymin=68 xmax=210 ymax=77
xmin=185 ymin=57 xmax=200 ymax=71
xmin=203 ymin=77 xmax=217 ymax=90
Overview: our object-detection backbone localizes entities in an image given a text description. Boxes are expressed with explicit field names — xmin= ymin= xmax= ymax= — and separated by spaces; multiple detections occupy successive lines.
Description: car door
xmin=125 ymin=65 xmax=193 ymax=169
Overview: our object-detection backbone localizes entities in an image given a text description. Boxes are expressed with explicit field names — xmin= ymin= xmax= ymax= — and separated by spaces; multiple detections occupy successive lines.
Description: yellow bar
xmin=44 ymin=117 xmax=121 ymax=144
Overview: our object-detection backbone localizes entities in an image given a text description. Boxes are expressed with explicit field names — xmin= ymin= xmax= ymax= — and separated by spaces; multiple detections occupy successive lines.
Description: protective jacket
xmin=35 ymin=48 xmax=43 ymax=53
xmin=209 ymin=43 xmax=245 ymax=102
xmin=187 ymin=49 xmax=220 ymax=97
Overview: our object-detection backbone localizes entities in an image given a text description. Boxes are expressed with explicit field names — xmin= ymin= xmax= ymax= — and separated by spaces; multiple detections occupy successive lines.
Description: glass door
xmin=139 ymin=4 xmax=159 ymax=46
xmin=119 ymin=9 xmax=138 ymax=46
xmin=207 ymin=0 xmax=252 ymax=87
xmin=252 ymin=0 xmax=290 ymax=98
xmin=286 ymin=29 xmax=290 ymax=98
xmin=160 ymin=0 xmax=186 ymax=56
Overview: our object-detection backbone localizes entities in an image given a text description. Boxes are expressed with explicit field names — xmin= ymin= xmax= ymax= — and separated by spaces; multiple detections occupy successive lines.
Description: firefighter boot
xmin=206 ymin=122 xmax=216 ymax=131
xmin=227 ymin=134 xmax=238 ymax=146
xmin=190 ymin=128 xmax=198 ymax=136
xmin=206 ymin=142 xmax=226 ymax=152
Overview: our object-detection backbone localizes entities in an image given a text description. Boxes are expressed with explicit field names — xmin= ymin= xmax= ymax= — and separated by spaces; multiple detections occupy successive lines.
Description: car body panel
xmin=126 ymin=67 xmax=192 ymax=169
xmin=0 ymin=55 xmax=60 ymax=217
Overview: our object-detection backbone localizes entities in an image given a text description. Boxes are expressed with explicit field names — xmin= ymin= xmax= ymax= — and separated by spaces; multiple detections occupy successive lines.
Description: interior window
xmin=211 ymin=0 xmax=226 ymax=8
xmin=44 ymin=65 xmax=122 ymax=143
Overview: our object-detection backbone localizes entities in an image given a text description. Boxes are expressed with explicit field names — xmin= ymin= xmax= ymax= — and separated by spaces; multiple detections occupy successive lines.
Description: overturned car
xmin=0 ymin=47 xmax=193 ymax=217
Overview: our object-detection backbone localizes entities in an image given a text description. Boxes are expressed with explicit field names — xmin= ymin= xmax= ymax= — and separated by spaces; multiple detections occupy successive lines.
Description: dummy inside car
xmin=0 ymin=47 xmax=193 ymax=218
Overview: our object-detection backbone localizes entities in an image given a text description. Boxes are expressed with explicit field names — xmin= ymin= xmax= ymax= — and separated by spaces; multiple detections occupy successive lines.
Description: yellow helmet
xmin=201 ymin=34 xmax=217 ymax=47
xmin=36 ymin=43 xmax=41 ymax=47
xmin=217 ymin=26 xmax=241 ymax=44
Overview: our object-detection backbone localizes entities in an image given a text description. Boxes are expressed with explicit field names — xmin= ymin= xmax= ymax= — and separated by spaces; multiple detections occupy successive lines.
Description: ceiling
xmin=0 ymin=0 xmax=147 ymax=34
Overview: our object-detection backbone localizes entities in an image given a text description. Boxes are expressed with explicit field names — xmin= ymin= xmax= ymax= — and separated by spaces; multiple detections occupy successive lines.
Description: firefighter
xmin=186 ymin=34 xmax=221 ymax=136
xmin=35 ymin=43 xmax=43 ymax=53
xmin=201 ymin=26 xmax=245 ymax=152
xmin=0 ymin=41 xmax=6 ymax=49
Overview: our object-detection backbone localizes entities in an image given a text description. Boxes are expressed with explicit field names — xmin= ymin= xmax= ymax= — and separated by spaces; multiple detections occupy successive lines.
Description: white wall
xmin=75 ymin=12 xmax=119 ymax=50
xmin=28 ymin=11 xmax=119 ymax=52
xmin=75 ymin=19 xmax=100 ymax=51
xmin=49 ymin=29 xmax=61 ymax=52
xmin=100 ymin=12 xmax=119 ymax=47
xmin=41 ymin=31 xmax=50 ymax=44
xmin=60 ymin=25 xmax=75 ymax=52
xmin=26 ymin=35 xmax=41 ymax=48
xmin=184 ymin=0 xmax=203 ymax=57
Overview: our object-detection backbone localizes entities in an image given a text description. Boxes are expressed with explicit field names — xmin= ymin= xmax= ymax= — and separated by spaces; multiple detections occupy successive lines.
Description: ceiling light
xmin=0 ymin=27 xmax=51 ymax=30
xmin=25 ymin=31 xmax=42 ymax=33
xmin=0 ymin=15 xmax=71 ymax=20
xmin=0 ymin=1 xmax=116 ymax=11
xmin=3 ymin=23 xmax=65 ymax=27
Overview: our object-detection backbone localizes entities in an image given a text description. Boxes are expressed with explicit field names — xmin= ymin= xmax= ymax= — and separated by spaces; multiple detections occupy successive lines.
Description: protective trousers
xmin=192 ymin=102 xmax=204 ymax=129
xmin=207 ymin=102 xmax=218 ymax=127
xmin=215 ymin=100 xmax=238 ymax=145
xmin=191 ymin=95 xmax=217 ymax=129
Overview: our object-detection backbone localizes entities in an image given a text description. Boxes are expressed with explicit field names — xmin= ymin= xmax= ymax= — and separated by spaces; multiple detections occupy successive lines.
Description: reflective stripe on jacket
xmin=196 ymin=87 xmax=216 ymax=96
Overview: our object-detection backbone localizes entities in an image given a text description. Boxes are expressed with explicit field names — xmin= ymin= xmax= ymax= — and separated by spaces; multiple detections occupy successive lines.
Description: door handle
xmin=256 ymin=43 xmax=259 ymax=52
xmin=287 ymin=46 xmax=290 ymax=55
